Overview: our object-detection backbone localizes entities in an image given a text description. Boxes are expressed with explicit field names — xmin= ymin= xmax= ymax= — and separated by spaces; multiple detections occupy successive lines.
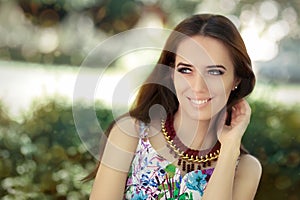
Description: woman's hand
xmin=218 ymin=99 xmax=251 ymax=146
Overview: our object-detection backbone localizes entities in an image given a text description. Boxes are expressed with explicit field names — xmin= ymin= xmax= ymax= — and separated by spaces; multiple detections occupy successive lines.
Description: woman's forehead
xmin=175 ymin=35 xmax=233 ymax=68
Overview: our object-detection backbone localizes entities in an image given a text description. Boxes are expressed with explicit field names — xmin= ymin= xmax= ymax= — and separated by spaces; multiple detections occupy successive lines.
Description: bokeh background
xmin=0 ymin=0 xmax=299 ymax=199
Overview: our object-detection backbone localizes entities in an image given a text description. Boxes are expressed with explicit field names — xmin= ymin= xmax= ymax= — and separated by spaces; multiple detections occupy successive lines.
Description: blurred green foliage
xmin=0 ymin=98 xmax=113 ymax=199
xmin=243 ymin=100 xmax=300 ymax=200
xmin=0 ymin=98 xmax=299 ymax=199
xmin=17 ymin=0 xmax=141 ymax=32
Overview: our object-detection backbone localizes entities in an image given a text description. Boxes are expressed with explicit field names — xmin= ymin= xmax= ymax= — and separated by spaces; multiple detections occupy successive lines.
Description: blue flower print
xmin=158 ymin=168 xmax=166 ymax=177
xmin=132 ymin=190 xmax=148 ymax=200
xmin=186 ymin=170 xmax=208 ymax=196
xmin=141 ymin=174 xmax=150 ymax=187
xmin=149 ymin=178 xmax=158 ymax=187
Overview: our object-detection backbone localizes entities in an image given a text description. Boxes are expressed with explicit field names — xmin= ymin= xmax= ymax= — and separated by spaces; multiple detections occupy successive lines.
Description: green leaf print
xmin=165 ymin=164 xmax=176 ymax=178
xmin=157 ymin=164 xmax=194 ymax=199
xmin=178 ymin=192 xmax=191 ymax=200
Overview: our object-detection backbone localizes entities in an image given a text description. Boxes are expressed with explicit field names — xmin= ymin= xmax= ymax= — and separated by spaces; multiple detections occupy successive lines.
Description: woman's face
xmin=173 ymin=35 xmax=239 ymax=121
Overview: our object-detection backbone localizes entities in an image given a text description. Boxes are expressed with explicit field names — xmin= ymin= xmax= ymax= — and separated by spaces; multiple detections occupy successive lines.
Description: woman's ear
xmin=232 ymin=78 xmax=241 ymax=91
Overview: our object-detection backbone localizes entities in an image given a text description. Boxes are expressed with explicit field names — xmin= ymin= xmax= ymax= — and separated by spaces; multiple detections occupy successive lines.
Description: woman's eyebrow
xmin=177 ymin=63 xmax=227 ymax=70
xmin=176 ymin=62 xmax=193 ymax=68
xmin=207 ymin=65 xmax=227 ymax=70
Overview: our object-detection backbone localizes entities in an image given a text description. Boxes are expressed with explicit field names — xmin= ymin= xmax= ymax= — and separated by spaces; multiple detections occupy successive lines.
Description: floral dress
xmin=124 ymin=122 xmax=215 ymax=200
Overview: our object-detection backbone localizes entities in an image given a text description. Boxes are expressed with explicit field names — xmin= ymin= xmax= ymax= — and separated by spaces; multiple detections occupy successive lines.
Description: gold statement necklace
xmin=161 ymin=115 xmax=221 ymax=172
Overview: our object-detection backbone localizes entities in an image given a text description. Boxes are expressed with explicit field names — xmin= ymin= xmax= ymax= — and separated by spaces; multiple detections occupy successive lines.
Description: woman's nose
xmin=191 ymin=72 xmax=208 ymax=92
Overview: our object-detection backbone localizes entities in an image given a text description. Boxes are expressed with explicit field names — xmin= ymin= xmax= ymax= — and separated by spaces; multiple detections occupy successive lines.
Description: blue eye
xmin=208 ymin=69 xmax=224 ymax=75
xmin=177 ymin=67 xmax=192 ymax=74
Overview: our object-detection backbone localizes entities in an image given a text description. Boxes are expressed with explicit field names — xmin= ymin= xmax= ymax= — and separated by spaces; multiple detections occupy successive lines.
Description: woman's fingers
xmin=218 ymin=99 xmax=251 ymax=144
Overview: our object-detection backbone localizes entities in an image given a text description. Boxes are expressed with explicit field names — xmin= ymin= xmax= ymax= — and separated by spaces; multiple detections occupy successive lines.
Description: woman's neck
xmin=173 ymin=110 xmax=219 ymax=151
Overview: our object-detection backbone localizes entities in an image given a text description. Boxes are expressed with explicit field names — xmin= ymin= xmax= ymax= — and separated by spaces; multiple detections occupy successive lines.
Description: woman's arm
xmin=202 ymin=99 xmax=262 ymax=200
xmin=89 ymin=117 xmax=139 ymax=199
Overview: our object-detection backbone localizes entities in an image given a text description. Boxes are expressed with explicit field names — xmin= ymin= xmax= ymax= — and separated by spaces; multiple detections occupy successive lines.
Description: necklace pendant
xmin=182 ymin=160 xmax=186 ymax=171
xmin=191 ymin=163 xmax=195 ymax=171
xmin=197 ymin=164 xmax=201 ymax=170
xmin=187 ymin=163 xmax=191 ymax=173
xmin=178 ymin=158 xmax=182 ymax=166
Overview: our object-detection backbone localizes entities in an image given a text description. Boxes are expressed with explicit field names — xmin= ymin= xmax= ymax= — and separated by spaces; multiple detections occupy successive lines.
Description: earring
xmin=232 ymin=85 xmax=238 ymax=91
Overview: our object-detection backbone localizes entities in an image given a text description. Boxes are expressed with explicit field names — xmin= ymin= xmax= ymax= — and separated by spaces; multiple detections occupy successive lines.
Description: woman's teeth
xmin=190 ymin=98 xmax=210 ymax=105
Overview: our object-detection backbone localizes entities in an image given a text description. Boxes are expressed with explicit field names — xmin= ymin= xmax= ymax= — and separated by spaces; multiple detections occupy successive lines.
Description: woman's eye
xmin=177 ymin=67 xmax=192 ymax=74
xmin=208 ymin=70 xmax=224 ymax=75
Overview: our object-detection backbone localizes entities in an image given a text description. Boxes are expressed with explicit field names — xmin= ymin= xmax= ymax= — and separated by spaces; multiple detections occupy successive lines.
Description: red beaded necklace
xmin=161 ymin=115 xmax=221 ymax=172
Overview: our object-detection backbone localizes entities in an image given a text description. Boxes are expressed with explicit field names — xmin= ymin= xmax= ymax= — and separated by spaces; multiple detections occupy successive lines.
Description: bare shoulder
xmin=99 ymin=115 xmax=141 ymax=172
xmin=237 ymin=154 xmax=262 ymax=177
xmin=235 ymin=154 xmax=262 ymax=191
xmin=233 ymin=154 xmax=262 ymax=199
xmin=107 ymin=115 xmax=141 ymax=153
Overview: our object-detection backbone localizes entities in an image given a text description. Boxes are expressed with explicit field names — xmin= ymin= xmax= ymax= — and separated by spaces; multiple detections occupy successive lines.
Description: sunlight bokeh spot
xmin=259 ymin=0 xmax=278 ymax=21
xmin=38 ymin=28 xmax=59 ymax=54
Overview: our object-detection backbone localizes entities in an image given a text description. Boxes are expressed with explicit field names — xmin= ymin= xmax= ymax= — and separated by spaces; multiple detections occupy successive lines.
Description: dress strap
xmin=138 ymin=121 xmax=149 ymax=139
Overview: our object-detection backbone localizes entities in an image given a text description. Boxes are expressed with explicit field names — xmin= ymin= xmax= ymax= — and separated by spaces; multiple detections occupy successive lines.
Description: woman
xmin=89 ymin=14 xmax=262 ymax=199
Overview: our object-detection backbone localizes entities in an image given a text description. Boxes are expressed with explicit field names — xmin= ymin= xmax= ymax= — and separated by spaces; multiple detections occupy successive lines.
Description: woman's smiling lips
xmin=187 ymin=97 xmax=212 ymax=107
